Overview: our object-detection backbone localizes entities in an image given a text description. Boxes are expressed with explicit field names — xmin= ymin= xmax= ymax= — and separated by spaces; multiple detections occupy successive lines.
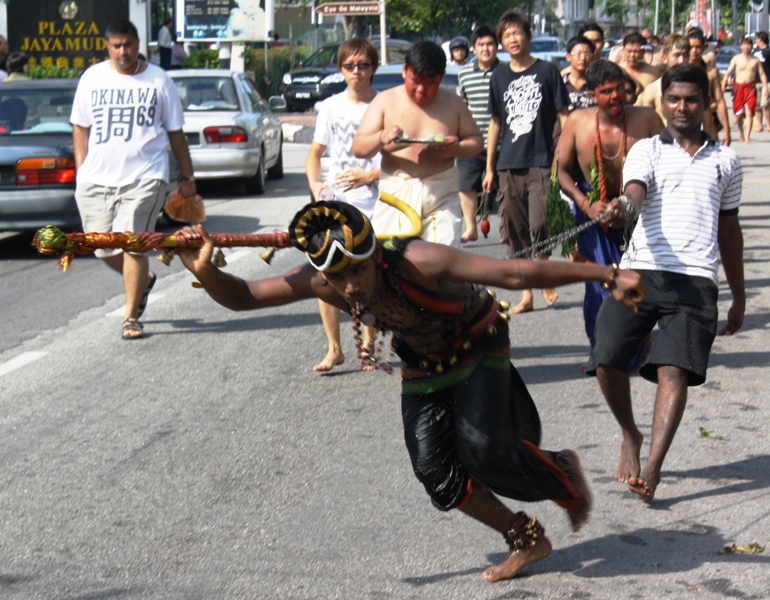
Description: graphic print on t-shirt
xmin=503 ymin=74 xmax=542 ymax=142
xmin=91 ymin=87 xmax=158 ymax=144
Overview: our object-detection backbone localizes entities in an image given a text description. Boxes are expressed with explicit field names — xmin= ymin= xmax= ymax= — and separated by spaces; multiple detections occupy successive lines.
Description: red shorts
xmin=733 ymin=82 xmax=757 ymax=116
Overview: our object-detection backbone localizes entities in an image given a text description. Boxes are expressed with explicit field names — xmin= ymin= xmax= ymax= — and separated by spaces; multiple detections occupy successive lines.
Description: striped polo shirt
xmin=458 ymin=58 xmax=502 ymax=146
xmin=621 ymin=128 xmax=742 ymax=284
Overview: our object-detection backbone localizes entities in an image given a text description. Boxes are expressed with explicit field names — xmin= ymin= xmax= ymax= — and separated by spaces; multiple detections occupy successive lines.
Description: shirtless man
xmin=688 ymin=28 xmax=731 ymax=145
xmin=620 ymin=32 xmax=660 ymax=93
xmin=353 ymin=41 xmax=483 ymax=247
xmin=723 ymin=36 xmax=770 ymax=143
xmin=637 ymin=33 xmax=691 ymax=123
xmin=176 ymin=200 xmax=646 ymax=582
xmin=557 ymin=60 xmax=663 ymax=361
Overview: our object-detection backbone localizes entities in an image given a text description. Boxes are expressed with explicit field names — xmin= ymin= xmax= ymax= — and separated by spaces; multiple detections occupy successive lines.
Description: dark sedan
xmin=0 ymin=79 xmax=81 ymax=231
xmin=281 ymin=39 xmax=412 ymax=112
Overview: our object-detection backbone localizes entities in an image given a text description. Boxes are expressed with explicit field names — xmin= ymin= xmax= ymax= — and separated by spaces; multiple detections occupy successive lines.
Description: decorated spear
xmin=33 ymin=193 xmax=422 ymax=272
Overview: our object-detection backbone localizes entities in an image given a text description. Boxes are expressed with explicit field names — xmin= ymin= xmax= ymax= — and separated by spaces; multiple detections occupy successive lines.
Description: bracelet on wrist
xmin=617 ymin=195 xmax=636 ymax=222
xmin=601 ymin=263 xmax=620 ymax=290
xmin=580 ymin=197 xmax=589 ymax=214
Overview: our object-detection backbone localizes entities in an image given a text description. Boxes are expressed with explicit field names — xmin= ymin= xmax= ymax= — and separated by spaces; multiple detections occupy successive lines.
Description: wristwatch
xmin=182 ymin=175 xmax=196 ymax=183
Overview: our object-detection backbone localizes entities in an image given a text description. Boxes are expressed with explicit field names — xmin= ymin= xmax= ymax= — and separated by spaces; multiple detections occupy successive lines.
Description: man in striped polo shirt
xmin=457 ymin=25 xmax=502 ymax=242
xmin=589 ymin=63 xmax=745 ymax=502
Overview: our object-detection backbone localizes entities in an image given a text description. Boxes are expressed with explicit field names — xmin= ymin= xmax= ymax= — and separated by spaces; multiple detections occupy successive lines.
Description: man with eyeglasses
xmin=354 ymin=41 xmax=483 ymax=247
xmin=563 ymin=36 xmax=597 ymax=111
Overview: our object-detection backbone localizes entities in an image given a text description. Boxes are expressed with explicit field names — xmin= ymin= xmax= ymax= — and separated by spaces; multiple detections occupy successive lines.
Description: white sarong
xmin=372 ymin=167 xmax=462 ymax=247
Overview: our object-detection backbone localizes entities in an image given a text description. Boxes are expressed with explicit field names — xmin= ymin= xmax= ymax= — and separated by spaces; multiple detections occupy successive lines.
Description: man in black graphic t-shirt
xmin=483 ymin=10 xmax=570 ymax=314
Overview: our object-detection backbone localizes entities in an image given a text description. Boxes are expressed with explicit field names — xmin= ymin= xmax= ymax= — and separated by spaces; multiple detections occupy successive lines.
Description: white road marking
xmin=0 ymin=351 xmax=48 ymax=378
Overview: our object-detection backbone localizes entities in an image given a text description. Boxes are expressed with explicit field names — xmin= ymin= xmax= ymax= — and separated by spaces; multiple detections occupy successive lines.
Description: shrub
xmin=28 ymin=65 xmax=84 ymax=79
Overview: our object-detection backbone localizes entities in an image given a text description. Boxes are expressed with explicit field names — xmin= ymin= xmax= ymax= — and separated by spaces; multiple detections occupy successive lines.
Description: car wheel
xmin=245 ymin=148 xmax=267 ymax=195
xmin=267 ymin=139 xmax=284 ymax=180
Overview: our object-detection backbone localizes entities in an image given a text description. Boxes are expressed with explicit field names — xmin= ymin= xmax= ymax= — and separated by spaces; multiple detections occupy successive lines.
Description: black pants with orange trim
xmin=402 ymin=362 xmax=576 ymax=511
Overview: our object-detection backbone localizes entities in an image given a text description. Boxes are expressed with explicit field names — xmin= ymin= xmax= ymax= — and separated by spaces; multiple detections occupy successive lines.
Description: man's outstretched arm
xmin=402 ymin=241 xmax=646 ymax=312
xmin=175 ymin=225 xmax=336 ymax=311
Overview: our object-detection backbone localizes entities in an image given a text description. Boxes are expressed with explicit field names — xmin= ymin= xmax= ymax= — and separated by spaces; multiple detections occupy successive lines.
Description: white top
xmin=71 ymin=61 xmax=185 ymax=187
xmin=158 ymin=25 xmax=173 ymax=49
xmin=313 ymin=90 xmax=381 ymax=217
xmin=621 ymin=130 xmax=742 ymax=284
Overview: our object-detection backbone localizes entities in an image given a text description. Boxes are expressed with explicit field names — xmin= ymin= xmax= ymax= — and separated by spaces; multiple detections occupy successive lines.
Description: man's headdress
xmin=288 ymin=201 xmax=376 ymax=273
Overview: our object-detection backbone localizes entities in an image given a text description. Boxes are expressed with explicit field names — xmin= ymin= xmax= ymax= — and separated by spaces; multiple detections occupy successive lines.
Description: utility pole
xmin=764 ymin=0 xmax=769 ymax=31
xmin=732 ymin=0 xmax=738 ymax=43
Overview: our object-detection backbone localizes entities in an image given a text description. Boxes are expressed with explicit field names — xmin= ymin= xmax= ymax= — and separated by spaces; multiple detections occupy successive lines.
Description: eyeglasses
xmin=341 ymin=62 xmax=373 ymax=71
xmin=569 ymin=52 xmax=593 ymax=58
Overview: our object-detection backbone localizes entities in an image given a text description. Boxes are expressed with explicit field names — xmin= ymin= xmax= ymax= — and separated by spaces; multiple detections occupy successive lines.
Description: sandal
xmin=122 ymin=318 xmax=144 ymax=340
xmin=137 ymin=272 xmax=157 ymax=320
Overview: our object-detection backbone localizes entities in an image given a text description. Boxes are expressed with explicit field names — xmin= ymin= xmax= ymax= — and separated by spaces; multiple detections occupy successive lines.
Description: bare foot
xmin=542 ymin=288 xmax=559 ymax=307
xmin=508 ymin=299 xmax=534 ymax=315
xmin=461 ymin=226 xmax=478 ymax=243
xmin=482 ymin=537 xmax=553 ymax=582
xmin=559 ymin=450 xmax=593 ymax=532
xmin=313 ymin=349 xmax=344 ymax=372
xmin=616 ymin=430 xmax=644 ymax=483
xmin=627 ymin=469 xmax=658 ymax=502
xmin=738 ymin=134 xmax=746 ymax=142
xmin=745 ymin=138 xmax=753 ymax=144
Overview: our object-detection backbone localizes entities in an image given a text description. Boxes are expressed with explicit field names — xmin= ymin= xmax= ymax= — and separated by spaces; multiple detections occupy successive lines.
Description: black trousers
xmin=401 ymin=362 xmax=575 ymax=511
xmin=159 ymin=47 xmax=172 ymax=70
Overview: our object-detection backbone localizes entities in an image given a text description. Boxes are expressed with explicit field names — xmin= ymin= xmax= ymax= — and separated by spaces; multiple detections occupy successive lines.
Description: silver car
xmin=168 ymin=69 xmax=284 ymax=195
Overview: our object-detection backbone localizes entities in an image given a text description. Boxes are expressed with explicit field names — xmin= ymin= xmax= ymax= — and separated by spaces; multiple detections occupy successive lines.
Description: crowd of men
xmin=68 ymin=14 xmax=748 ymax=586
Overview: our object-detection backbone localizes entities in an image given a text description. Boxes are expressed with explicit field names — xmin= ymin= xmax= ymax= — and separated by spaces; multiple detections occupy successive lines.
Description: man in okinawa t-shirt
xmin=483 ymin=10 xmax=570 ymax=314
xmin=71 ymin=18 xmax=195 ymax=340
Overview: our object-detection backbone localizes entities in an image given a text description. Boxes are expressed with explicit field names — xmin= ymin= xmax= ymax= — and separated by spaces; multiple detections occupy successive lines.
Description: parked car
xmin=281 ymin=39 xmax=412 ymax=112
xmin=716 ymin=45 xmax=740 ymax=86
xmin=0 ymin=79 xmax=188 ymax=232
xmin=0 ymin=79 xmax=81 ymax=231
xmin=168 ymin=69 xmax=283 ymax=195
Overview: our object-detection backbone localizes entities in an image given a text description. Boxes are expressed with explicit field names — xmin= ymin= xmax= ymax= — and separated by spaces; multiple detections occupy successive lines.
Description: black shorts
xmin=587 ymin=270 xmax=718 ymax=386
xmin=456 ymin=151 xmax=488 ymax=192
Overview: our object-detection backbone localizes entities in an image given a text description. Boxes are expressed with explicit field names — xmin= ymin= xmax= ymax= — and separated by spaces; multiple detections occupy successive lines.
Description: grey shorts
xmin=587 ymin=270 xmax=719 ymax=386
xmin=75 ymin=179 xmax=166 ymax=257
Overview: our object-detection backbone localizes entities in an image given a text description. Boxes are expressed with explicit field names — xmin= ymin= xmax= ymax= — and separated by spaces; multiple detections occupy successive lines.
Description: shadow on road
xmin=655 ymin=454 xmax=770 ymax=509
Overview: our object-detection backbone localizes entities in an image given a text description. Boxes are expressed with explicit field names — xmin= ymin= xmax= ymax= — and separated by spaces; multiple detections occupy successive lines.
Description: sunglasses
xmin=341 ymin=62 xmax=373 ymax=72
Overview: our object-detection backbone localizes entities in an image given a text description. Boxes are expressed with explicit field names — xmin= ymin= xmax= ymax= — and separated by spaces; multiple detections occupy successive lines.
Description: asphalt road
xmin=1 ymin=140 xmax=769 ymax=599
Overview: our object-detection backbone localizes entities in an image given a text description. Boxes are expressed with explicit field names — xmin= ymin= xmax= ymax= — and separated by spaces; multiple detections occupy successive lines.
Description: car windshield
xmin=303 ymin=46 xmax=339 ymax=68
xmin=0 ymin=88 xmax=75 ymax=135
xmin=531 ymin=39 xmax=560 ymax=53
xmin=173 ymin=77 xmax=240 ymax=111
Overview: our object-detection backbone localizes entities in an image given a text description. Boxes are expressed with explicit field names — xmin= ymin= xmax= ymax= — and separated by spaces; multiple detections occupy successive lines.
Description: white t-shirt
xmin=158 ymin=25 xmax=173 ymax=49
xmin=71 ymin=61 xmax=185 ymax=187
xmin=621 ymin=133 xmax=742 ymax=284
xmin=313 ymin=90 xmax=380 ymax=217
